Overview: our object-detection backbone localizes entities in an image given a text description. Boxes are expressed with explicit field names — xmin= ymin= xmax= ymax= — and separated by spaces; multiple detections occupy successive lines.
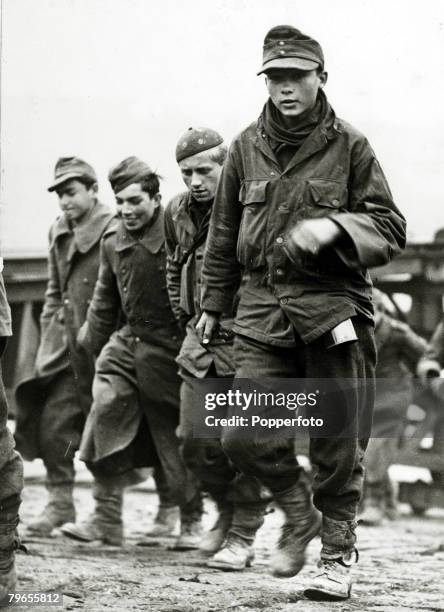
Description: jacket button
xmin=123 ymin=287 xmax=127 ymax=292
xmin=280 ymin=297 xmax=288 ymax=305
xmin=276 ymin=236 xmax=284 ymax=245
xmin=83 ymin=278 xmax=89 ymax=284
xmin=276 ymin=267 xmax=284 ymax=276
xmin=172 ymin=335 xmax=178 ymax=341
xmin=270 ymin=171 xmax=275 ymax=176
xmin=332 ymin=199 xmax=340 ymax=206
xmin=64 ymin=298 xmax=70 ymax=305
xmin=135 ymin=337 xmax=140 ymax=343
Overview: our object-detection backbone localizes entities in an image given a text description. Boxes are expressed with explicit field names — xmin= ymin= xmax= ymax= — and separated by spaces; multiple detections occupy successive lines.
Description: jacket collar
xmin=254 ymin=105 xmax=340 ymax=175
xmin=52 ymin=202 xmax=114 ymax=259
xmin=114 ymin=206 xmax=165 ymax=254
xmin=172 ymin=191 xmax=198 ymax=238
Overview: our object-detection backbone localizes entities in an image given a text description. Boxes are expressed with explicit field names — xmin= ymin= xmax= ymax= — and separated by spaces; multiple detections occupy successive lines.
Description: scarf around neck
xmin=262 ymin=89 xmax=330 ymax=151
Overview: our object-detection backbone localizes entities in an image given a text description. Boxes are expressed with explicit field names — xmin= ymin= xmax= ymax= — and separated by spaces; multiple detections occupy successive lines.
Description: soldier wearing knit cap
xmin=164 ymin=128 xmax=268 ymax=570
xmin=61 ymin=157 xmax=202 ymax=549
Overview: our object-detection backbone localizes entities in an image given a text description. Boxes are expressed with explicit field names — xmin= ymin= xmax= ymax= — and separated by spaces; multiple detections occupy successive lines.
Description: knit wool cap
xmin=176 ymin=127 xmax=223 ymax=162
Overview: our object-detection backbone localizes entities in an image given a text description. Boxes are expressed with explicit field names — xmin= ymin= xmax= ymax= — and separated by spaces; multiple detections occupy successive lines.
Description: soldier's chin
xmin=123 ymin=219 xmax=141 ymax=231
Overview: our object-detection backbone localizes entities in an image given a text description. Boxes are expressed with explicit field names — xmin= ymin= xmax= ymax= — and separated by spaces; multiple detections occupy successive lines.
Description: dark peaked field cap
xmin=258 ymin=25 xmax=324 ymax=75
xmin=176 ymin=127 xmax=223 ymax=162
xmin=48 ymin=157 xmax=97 ymax=192
xmin=108 ymin=156 xmax=154 ymax=193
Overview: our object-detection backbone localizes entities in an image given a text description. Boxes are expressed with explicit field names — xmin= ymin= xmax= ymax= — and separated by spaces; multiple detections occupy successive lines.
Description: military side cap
xmin=108 ymin=156 xmax=154 ymax=194
xmin=176 ymin=127 xmax=223 ymax=163
xmin=258 ymin=25 xmax=324 ymax=75
xmin=48 ymin=157 xmax=97 ymax=192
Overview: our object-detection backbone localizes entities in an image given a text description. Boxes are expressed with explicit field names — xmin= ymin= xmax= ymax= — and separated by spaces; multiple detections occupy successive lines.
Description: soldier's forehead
xmin=178 ymin=151 xmax=215 ymax=168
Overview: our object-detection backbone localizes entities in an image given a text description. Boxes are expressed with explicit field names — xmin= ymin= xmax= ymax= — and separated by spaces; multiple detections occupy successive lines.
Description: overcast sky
xmin=1 ymin=0 xmax=444 ymax=253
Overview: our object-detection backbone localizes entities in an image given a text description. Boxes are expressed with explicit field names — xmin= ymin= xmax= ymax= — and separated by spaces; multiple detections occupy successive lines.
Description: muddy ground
xmin=10 ymin=467 xmax=444 ymax=612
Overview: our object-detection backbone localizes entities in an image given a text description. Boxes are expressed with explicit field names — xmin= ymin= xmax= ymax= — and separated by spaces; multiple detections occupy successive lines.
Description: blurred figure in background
xmin=0 ymin=267 xmax=23 ymax=598
xmin=14 ymin=157 xmax=114 ymax=536
xmin=359 ymin=289 xmax=427 ymax=526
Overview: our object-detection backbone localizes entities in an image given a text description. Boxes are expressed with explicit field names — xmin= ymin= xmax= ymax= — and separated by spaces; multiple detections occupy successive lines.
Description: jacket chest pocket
xmin=237 ymin=179 xmax=269 ymax=269
xmin=303 ymin=179 xmax=348 ymax=220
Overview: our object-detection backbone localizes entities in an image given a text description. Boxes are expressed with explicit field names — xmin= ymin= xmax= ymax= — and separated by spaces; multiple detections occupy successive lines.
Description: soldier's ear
xmin=89 ymin=182 xmax=99 ymax=194
xmin=319 ymin=71 xmax=328 ymax=88
xmin=154 ymin=193 xmax=162 ymax=205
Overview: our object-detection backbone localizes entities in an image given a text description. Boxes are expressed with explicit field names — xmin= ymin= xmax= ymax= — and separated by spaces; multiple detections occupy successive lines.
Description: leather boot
xmin=145 ymin=505 xmax=179 ymax=537
xmin=146 ymin=466 xmax=179 ymax=536
xmin=207 ymin=501 xmax=265 ymax=570
xmin=61 ymin=479 xmax=123 ymax=546
xmin=358 ymin=482 xmax=385 ymax=526
xmin=0 ymin=507 xmax=23 ymax=604
xmin=304 ymin=516 xmax=357 ymax=601
xmin=26 ymin=483 xmax=75 ymax=536
xmin=199 ymin=500 xmax=233 ymax=555
xmin=270 ymin=477 xmax=321 ymax=577
xmin=172 ymin=493 xmax=203 ymax=551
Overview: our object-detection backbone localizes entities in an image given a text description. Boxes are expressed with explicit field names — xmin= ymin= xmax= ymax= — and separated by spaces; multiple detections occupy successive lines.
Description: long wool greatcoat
xmin=14 ymin=202 xmax=114 ymax=460
xmin=77 ymin=211 xmax=193 ymax=501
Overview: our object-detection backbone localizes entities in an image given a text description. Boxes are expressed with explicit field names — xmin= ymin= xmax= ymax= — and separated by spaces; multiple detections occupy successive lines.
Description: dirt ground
xmin=11 ymin=470 xmax=444 ymax=612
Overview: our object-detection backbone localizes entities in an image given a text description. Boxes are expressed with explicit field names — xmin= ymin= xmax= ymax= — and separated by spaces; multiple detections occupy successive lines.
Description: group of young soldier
xmin=4 ymin=23 xmax=441 ymax=604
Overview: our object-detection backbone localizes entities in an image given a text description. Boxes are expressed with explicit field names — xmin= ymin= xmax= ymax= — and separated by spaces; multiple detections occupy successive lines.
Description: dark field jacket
xmin=201 ymin=107 xmax=406 ymax=346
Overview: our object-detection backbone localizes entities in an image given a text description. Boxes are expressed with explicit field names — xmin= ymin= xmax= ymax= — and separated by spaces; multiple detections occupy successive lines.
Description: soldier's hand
xmin=196 ymin=311 xmax=220 ymax=345
xmin=288 ymin=218 xmax=342 ymax=256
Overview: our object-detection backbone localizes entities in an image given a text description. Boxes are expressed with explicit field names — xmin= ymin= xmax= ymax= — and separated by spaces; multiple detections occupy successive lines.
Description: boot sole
xmin=304 ymin=586 xmax=351 ymax=601
xmin=207 ymin=557 xmax=254 ymax=571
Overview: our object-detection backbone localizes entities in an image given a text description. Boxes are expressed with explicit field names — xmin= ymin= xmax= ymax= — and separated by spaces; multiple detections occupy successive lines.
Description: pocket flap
xmin=240 ymin=179 xmax=268 ymax=205
xmin=308 ymin=179 xmax=347 ymax=208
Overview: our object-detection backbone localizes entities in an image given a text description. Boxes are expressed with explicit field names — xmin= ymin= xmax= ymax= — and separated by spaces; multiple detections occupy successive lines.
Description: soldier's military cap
xmin=176 ymin=127 xmax=223 ymax=163
xmin=257 ymin=25 xmax=324 ymax=75
xmin=48 ymin=156 xmax=97 ymax=192
xmin=108 ymin=156 xmax=154 ymax=194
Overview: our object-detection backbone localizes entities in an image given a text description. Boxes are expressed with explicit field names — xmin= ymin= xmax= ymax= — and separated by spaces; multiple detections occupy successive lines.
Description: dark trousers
xmin=0 ymin=363 xmax=23 ymax=522
xmin=39 ymin=368 xmax=85 ymax=486
xmin=222 ymin=317 xmax=376 ymax=521
xmin=179 ymin=376 xmax=267 ymax=508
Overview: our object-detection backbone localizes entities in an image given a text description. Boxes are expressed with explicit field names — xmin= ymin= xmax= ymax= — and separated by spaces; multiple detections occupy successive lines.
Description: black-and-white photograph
xmin=1 ymin=0 xmax=444 ymax=609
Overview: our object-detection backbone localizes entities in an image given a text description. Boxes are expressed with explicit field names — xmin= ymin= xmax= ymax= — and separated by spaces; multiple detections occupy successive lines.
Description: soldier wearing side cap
xmin=164 ymin=128 xmax=269 ymax=570
xmin=197 ymin=26 xmax=406 ymax=600
xmin=14 ymin=157 xmax=114 ymax=537
xmin=61 ymin=157 xmax=202 ymax=548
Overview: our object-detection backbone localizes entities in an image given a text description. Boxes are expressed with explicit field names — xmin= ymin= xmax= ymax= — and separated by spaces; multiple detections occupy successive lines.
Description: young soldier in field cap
xmin=15 ymin=157 xmax=114 ymax=537
xmin=164 ymin=128 xmax=269 ymax=570
xmin=198 ymin=26 xmax=406 ymax=600
xmin=61 ymin=157 xmax=202 ymax=548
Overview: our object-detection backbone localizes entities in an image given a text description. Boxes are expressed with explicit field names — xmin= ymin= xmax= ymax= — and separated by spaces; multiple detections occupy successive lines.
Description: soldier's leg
xmin=61 ymin=331 xmax=139 ymax=546
xmin=221 ymin=335 xmax=320 ymax=577
xmin=136 ymin=341 xmax=203 ymax=551
xmin=304 ymin=317 xmax=376 ymax=601
xmin=145 ymin=466 xmax=179 ymax=537
xmin=0 ymin=362 xmax=24 ymax=600
xmin=27 ymin=369 xmax=84 ymax=535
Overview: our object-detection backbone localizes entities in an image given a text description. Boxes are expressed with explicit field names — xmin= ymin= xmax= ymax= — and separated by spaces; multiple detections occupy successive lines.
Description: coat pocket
xmin=237 ymin=179 xmax=269 ymax=268
xmin=305 ymin=179 xmax=348 ymax=217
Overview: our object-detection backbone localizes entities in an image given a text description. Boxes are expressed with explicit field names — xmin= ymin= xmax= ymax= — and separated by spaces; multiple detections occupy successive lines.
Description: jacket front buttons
xmin=276 ymin=236 xmax=284 ymax=244
xmin=64 ymin=298 xmax=69 ymax=304
xmin=270 ymin=171 xmax=275 ymax=176
xmin=332 ymin=199 xmax=340 ymax=206
xmin=135 ymin=337 xmax=140 ymax=343
xmin=280 ymin=297 xmax=288 ymax=305
xmin=83 ymin=278 xmax=89 ymax=284
xmin=172 ymin=335 xmax=178 ymax=341
xmin=123 ymin=287 xmax=127 ymax=293
xmin=276 ymin=267 xmax=284 ymax=276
